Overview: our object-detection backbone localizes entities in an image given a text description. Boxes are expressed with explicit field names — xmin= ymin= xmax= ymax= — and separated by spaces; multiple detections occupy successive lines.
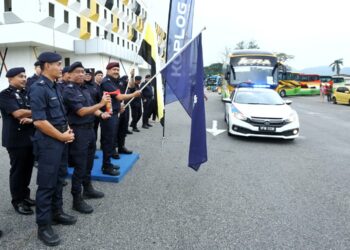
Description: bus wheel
xmin=279 ymin=90 xmax=286 ymax=97
xmin=332 ymin=97 xmax=337 ymax=104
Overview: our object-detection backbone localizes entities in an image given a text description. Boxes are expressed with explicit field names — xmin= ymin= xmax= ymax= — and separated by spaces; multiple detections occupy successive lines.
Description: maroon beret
xmin=106 ymin=62 xmax=120 ymax=70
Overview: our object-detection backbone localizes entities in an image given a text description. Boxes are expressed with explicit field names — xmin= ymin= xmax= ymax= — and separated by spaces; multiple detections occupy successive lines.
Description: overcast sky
xmin=146 ymin=0 xmax=349 ymax=70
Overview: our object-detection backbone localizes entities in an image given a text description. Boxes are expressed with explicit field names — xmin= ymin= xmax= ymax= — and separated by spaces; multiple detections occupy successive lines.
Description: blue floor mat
xmin=67 ymin=150 xmax=139 ymax=183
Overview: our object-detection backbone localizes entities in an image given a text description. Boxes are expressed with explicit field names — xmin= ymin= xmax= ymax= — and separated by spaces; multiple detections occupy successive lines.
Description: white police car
xmin=224 ymin=87 xmax=299 ymax=139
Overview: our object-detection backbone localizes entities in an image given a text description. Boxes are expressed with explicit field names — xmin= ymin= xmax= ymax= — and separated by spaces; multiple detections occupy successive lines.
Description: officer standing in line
xmin=129 ymin=76 xmax=142 ymax=132
xmin=62 ymin=62 xmax=111 ymax=214
xmin=26 ymin=61 xmax=41 ymax=90
xmin=94 ymin=70 xmax=104 ymax=85
xmin=141 ymin=74 xmax=154 ymax=129
xmin=29 ymin=52 xmax=76 ymax=247
xmin=99 ymin=62 xmax=141 ymax=175
xmin=115 ymin=74 xmax=133 ymax=156
xmin=0 ymin=68 xmax=35 ymax=215
xmin=57 ymin=66 xmax=70 ymax=91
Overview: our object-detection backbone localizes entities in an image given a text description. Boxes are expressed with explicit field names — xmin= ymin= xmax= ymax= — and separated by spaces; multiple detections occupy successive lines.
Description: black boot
xmin=38 ymin=224 xmax=60 ymax=246
xmin=83 ymin=183 xmax=105 ymax=199
xmin=118 ymin=146 xmax=132 ymax=154
xmin=52 ymin=211 xmax=77 ymax=225
xmin=72 ymin=194 xmax=93 ymax=214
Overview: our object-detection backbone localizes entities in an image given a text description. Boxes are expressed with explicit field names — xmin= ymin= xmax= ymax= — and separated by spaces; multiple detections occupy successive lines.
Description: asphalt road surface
xmin=0 ymin=92 xmax=349 ymax=249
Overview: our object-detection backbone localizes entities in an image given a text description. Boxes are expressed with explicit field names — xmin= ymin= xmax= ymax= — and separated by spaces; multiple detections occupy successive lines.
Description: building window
xmin=117 ymin=37 xmax=120 ymax=45
xmin=117 ymin=18 xmax=120 ymax=26
xmin=104 ymin=30 xmax=108 ymax=39
xmin=96 ymin=4 xmax=99 ymax=14
xmin=64 ymin=58 xmax=70 ymax=67
xmin=127 ymin=9 xmax=129 ymax=16
xmin=117 ymin=0 xmax=119 ymax=8
xmin=111 ymin=14 xmax=113 ymax=23
xmin=104 ymin=9 xmax=107 ymax=19
xmin=49 ymin=3 xmax=55 ymax=17
xmin=135 ymin=46 xmax=137 ymax=52
xmin=87 ymin=0 xmax=91 ymax=9
xmin=122 ymin=39 xmax=125 ymax=47
xmin=76 ymin=16 xmax=81 ymax=28
xmin=96 ymin=26 xmax=100 ymax=37
xmin=131 ymin=44 xmax=134 ymax=51
xmin=77 ymin=0 xmax=80 ymax=2
xmin=87 ymin=22 xmax=91 ymax=33
xmin=4 ymin=0 xmax=12 ymax=11
xmin=122 ymin=4 xmax=124 ymax=12
xmin=122 ymin=22 xmax=125 ymax=31
xmin=127 ymin=41 xmax=129 ymax=49
xmin=64 ymin=10 xmax=69 ymax=23
xmin=111 ymin=34 xmax=114 ymax=42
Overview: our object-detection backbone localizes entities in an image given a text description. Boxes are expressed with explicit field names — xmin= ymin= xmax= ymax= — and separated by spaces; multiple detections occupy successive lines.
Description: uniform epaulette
xmin=67 ymin=83 xmax=74 ymax=88
xmin=38 ymin=80 xmax=45 ymax=85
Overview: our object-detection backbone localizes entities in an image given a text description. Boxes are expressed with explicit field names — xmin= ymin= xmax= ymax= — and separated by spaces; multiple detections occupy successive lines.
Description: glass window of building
xmin=64 ymin=10 xmax=69 ymax=23
xmin=49 ymin=3 xmax=55 ymax=17
xmin=77 ymin=16 xmax=81 ymax=28
xmin=96 ymin=26 xmax=100 ymax=37
xmin=4 ymin=0 xmax=12 ymax=11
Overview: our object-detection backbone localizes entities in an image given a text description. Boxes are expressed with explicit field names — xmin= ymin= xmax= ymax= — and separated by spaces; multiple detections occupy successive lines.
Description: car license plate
xmin=259 ymin=126 xmax=276 ymax=132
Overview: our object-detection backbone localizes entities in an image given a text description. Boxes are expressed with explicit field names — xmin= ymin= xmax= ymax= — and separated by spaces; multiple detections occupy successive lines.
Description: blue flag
xmin=161 ymin=34 xmax=207 ymax=170
xmin=165 ymin=0 xmax=195 ymax=104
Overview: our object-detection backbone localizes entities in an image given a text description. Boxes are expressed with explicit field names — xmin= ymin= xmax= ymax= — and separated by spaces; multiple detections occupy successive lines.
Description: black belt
xmin=54 ymin=124 xmax=68 ymax=133
xmin=70 ymin=123 xmax=94 ymax=129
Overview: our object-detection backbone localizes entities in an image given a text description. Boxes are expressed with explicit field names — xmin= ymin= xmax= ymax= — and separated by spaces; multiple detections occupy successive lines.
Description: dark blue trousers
xmin=100 ymin=113 xmax=119 ymax=167
xmin=34 ymin=136 xmax=68 ymax=225
xmin=69 ymin=127 xmax=96 ymax=195
xmin=6 ymin=146 xmax=34 ymax=205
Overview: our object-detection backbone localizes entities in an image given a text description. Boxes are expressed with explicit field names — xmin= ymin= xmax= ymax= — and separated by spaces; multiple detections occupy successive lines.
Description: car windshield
xmin=232 ymin=66 xmax=276 ymax=85
xmin=234 ymin=90 xmax=285 ymax=105
xmin=333 ymin=78 xmax=344 ymax=83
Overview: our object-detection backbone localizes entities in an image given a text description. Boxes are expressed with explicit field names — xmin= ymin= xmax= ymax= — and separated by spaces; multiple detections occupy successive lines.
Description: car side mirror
xmin=285 ymin=100 xmax=292 ymax=105
xmin=223 ymin=98 xmax=231 ymax=103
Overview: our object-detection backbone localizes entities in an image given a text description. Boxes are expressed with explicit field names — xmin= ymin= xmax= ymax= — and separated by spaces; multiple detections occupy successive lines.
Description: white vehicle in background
xmin=224 ymin=86 xmax=300 ymax=140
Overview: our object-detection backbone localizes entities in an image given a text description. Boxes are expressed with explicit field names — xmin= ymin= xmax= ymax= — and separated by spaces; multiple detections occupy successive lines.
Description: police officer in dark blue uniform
xmin=116 ymin=74 xmax=133 ymax=155
xmin=62 ymin=62 xmax=110 ymax=214
xmin=0 ymin=68 xmax=35 ymax=215
xmin=141 ymin=74 xmax=154 ymax=129
xmin=57 ymin=66 xmax=70 ymax=92
xmin=99 ymin=62 xmax=141 ymax=175
xmin=26 ymin=61 xmax=41 ymax=90
xmin=29 ymin=52 xmax=76 ymax=247
xmin=129 ymin=75 xmax=142 ymax=132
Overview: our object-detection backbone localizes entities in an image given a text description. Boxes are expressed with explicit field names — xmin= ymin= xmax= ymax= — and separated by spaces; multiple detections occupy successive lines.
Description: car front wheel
xmin=279 ymin=90 xmax=286 ymax=97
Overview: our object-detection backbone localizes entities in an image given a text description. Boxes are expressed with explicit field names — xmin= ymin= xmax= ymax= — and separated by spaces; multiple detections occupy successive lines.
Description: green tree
xmin=204 ymin=63 xmax=223 ymax=77
xmin=276 ymin=53 xmax=294 ymax=63
xmin=329 ymin=59 xmax=343 ymax=75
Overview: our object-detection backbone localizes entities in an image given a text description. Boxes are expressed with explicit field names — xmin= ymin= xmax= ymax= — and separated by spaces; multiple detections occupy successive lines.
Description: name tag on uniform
xmin=50 ymin=97 xmax=57 ymax=100
xmin=78 ymin=94 xmax=83 ymax=97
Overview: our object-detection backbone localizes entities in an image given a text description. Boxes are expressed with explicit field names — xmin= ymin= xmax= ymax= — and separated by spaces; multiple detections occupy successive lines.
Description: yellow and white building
xmin=0 ymin=0 xmax=167 ymax=89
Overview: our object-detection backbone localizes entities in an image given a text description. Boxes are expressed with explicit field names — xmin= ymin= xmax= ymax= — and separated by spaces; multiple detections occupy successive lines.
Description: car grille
xmin=246 ymin=117 xmax=287 ymax=128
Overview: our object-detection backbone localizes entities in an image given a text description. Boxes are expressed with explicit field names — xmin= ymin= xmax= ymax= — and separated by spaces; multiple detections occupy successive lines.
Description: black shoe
xmin=102 ymin=166 xmax=120 ymax=176
xmin=132 ymin=128 xmax=140 ymax=132
xmin=13 ymin=202 xmax=34 ymax=215
xmin=83 ymin=184 xmax=105 ymax=199
xmin=23 ymin=197 xmax=36 ymax=207
xmin=142 ymin=125 xmax=149 ymax=129
xmin=72 ymin=194 xmax=93 ymax=214
xmin=126 ymin=130 xmax=133 ymax=134
xmin=52 ymin=211 xmax=77 ymax=225
xmin=147 ymin=124 xmax=152 ymax=127
xmin=0 ymin=230 xmax=3 ymax=238
xmin=118 ymin=146 xmax=132 ymax=154
xmin=38 ymin=225 xmax=60 ymax=247
xmin=111 ymin=152 xmax=120 ymax=159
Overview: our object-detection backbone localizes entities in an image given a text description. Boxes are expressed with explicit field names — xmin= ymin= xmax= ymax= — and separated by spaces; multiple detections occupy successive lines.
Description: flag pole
xmin=124 ymin=27 xmax=206 ymax=109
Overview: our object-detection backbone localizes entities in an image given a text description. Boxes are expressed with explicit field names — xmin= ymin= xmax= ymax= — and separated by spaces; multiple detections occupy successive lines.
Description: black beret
xmin=120 ymin=75 xmax=128 ymax=82
xmin=84 ymin=68 xmax=93 ymax=74
xmin=37 ymin=52 xmax=62 ymax=63
xmin=135 ymin=76 xmax=142 ymax=81
xmin=68 ymin=61 xmax=84 ymax=73
xmin=106 ymin=62 xmax=119 ymax=70
xmin=6 ymin=67 xmax=25 ymax=78
xmin=62 ymin=66 xmax=70 ymax=74
xmin=95 ymin=70 xmax=103 ymax=76
xmin=34 ymin=61 xmax=41 ymax=67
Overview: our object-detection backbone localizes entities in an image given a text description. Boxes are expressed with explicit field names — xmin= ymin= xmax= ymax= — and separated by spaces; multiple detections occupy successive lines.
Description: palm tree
xmin=329 ymin=59 xmax=343 ymax=75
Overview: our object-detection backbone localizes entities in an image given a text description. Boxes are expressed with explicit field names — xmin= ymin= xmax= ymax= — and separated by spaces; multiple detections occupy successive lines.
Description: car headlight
xmin=233 ymin=112 xmax=248 ymax=121
xmin=285 ymin=112 xmax=297 ymax=123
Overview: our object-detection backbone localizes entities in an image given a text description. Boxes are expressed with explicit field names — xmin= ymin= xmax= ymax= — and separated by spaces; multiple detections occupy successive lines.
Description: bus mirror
xmin=225 ymin=72 xmax=230 ymax=81
xmin=223 ymin=98 xmax=231 ymax=103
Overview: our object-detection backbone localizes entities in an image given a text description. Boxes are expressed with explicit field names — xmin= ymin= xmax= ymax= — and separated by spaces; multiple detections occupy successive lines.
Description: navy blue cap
xmin=95 ymin=70 xmax=103 ymax=76
xmin=34 ymin=61 xmax=41 ymax=67
xmin=84 ymin=68 xmax=93 ymax=74
xmin=6 ymin=67 xmax=25 ymax=78
xmin=135 ymin=76 xmax=142 ymax=81
xmin=68 ymin=61 xmax=84 ymax=73
xmin=145 ymin=74 xmax=151 ymax=78
xmin=37 ymin=52 xmax=62 ymax=63
xmin=62 ymin=66 xmax=70 ymax=74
